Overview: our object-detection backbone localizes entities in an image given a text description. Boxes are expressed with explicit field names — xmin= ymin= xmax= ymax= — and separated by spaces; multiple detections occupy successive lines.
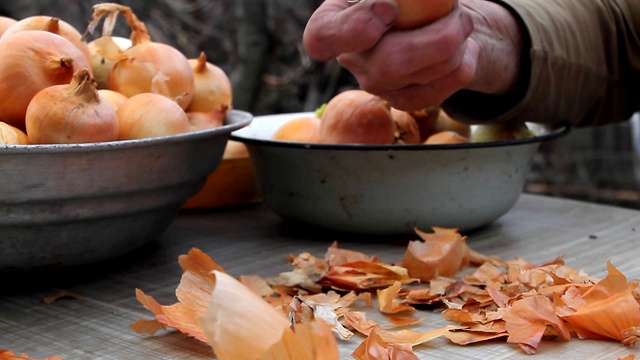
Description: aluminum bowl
xmin=0 ymin=110 xmax=252 ymax=272
xmin=231 ymin=112 xmax=567 ymax=236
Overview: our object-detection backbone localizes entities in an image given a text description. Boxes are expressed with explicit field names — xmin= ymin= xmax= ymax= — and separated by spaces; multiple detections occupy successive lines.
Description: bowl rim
xmin=0 ymin=109 xmax=253 ymax=154
xmin=231 ymin=111 xmax=569 ymax=151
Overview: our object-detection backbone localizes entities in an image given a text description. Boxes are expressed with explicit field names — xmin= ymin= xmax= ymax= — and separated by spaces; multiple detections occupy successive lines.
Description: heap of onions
xmin=0 ymin=30 xmax=90 ymax=129
xmin=1 ymin=15 xmax=92 ymax=66
xmin=86 ymin=3 xmax=194 ymax=110
xmin=25 ymin=68 xmax=119 ymax=144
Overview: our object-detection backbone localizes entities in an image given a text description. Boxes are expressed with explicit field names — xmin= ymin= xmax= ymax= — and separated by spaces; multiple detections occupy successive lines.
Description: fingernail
xmin=371 ymin=2 xmax=397 ymax=27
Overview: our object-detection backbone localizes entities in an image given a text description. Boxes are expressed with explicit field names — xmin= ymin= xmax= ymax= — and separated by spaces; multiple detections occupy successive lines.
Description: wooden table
xmin=2 ymin=194 xmax=640 ymax=359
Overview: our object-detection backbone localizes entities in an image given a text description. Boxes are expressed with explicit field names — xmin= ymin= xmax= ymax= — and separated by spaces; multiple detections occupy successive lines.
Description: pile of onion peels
xmin=131 ymin=228 xmax=640 ymax=359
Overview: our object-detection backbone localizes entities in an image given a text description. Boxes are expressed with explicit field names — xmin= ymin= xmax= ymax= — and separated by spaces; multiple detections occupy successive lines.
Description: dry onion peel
xmin=200 ymin=270 xmax=339 ymax=360
xmin=402 ymin=227 xmax=470 ymax=282
xmin=131 ymin=248 xmax=223 ymax=343
xmin=0 ymin=350 xmax=62 ymax=360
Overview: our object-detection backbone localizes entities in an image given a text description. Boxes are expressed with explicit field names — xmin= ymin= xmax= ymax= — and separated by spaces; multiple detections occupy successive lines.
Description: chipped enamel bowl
xmin=231 ymin=112 xmax=567 ymax=236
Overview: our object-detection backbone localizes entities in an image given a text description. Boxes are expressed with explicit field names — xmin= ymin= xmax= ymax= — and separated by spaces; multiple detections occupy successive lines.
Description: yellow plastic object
xmin=182 ymin=140 xmax=262 ymax=209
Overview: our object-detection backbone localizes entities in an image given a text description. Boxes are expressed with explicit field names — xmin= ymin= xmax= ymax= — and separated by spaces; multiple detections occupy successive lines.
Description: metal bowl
xmin=0 ymin=110 xmax=252 ymax=272
xmin=231 ymin=112 xmax=567 ymax=236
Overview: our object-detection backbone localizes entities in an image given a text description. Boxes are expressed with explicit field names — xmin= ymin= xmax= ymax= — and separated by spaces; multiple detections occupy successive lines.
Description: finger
xmin=336 ymin=9 xmax=474 ymax=93
xmin=303 ymin=0 xmax=398 ymax=61
xmin=379 ymin=39 xmax=480 ymax=110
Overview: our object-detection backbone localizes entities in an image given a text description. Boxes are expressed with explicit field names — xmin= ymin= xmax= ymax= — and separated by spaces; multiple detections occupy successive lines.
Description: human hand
xmin=303 ymin=0 xmax=523 ymax=111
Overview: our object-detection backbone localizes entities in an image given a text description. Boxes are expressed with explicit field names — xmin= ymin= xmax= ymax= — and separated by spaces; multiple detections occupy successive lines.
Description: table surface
xmin=2 ymin=194 xmax=640 ymax=359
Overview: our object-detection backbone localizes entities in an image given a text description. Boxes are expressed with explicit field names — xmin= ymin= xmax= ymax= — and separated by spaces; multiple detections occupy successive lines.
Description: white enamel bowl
xmin=231 ymin=112 xmax=567 ymax=236
xmin=0 ymin=110 xmax=252 ymax=272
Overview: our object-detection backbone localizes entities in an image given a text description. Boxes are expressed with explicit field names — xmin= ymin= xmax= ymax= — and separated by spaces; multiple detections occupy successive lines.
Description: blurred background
xmin=2 ymin=0 xmax=638 ymax=210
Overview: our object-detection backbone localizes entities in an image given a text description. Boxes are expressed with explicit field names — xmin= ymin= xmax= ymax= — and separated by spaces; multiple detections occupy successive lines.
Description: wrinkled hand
xmin=303 ymin=0 xmax=477 ymax=110
xmin=303 ymin=0 xmax=523 ymax=111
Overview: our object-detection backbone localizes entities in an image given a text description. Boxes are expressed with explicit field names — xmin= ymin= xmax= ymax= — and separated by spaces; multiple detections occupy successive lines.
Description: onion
xmin=1 ymin=15 xmax=92 ymax=67
xmin=187 ymin=52 xmax=232 ymax=115
xmin=0 ymin=16 xmax=17 ymax=36
xmin=0 ymin=122 xmax=29 ymax=145
xmin=25 ymin=68 xmax=119 ymax=144
xmin=116 ymin=93 xmax=190 ymax=140
xmin=86 ymin=3 xmax=194 ymax=110
xmin=393 ymin=0 xmax=457 ymax=29
xmin=88 ymin=36 xmax=132 ymax=89
xmin=0 ymin=30 xmax=91 ymax=129
xmin=98 ymin=89 xmax=128 ymax=110
xmin=187 ymin=111 xmax=225 ymax=132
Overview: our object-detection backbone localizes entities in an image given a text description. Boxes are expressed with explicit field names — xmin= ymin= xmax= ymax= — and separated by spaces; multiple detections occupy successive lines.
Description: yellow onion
xmin=25 ymin=68 xmax=118 ymax=144
xmin=88 ymin=36 xmax=131 ymax=89
xmin=186 ymin=111 xmax=225 ymax=132
xmin=98 ymin=89 xmax=128 ymax=111
xmin=187 ymin=52 xmax=232 ymax=115
xmin=116 ymin=93 xmax=190 ymax=140
xmin=0 ymin=122 xmax=29 ymax=145
xmin=0 ymin=16 xmax=17 ymax=36
xmin=0 ymin=30 xmax=90 ymax=129
xmin=1 ymin=15 xmax=92 ymax=67
xmin=86 ymin=3 xmax=194 ymax=110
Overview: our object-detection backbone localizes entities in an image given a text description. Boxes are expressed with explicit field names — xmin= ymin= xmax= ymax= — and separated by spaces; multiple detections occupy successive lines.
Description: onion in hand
xmin=25 ymin=68 xmax=119 ymax=144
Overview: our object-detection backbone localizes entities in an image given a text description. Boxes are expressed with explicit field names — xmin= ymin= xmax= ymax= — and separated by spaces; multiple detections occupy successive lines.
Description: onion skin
xmin=390 ymin=108 xmax=420 ymax=144
xmin=187 ymin=52 xmax=232 ymax=115
xmin=25 ymin=68 xmax=119 ymax=144
xmin=393 ymin=0 xmax=457 ymax=29
xmin=0 ymin=30 xmax=91 ymax=129
xmin=89 ymin=36 xmax=132 ymax=89
xmin=116 ymin=93 xmax=191 ymax=140
xmin=2 ymin=16 xmax=92 ymax=67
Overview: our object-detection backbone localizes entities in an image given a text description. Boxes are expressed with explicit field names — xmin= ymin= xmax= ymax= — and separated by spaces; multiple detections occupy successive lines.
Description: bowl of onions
xmin=0 ymin=4 xmax=254 ymax=271
xmin=231 ymin=90 xmax=568 ymax=236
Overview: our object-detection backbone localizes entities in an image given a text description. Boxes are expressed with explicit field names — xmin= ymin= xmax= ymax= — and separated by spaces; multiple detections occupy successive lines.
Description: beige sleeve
xmin=443 ymin=0 xmax=640 ymax=127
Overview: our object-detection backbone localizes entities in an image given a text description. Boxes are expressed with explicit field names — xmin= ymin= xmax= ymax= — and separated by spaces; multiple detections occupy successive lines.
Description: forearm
xmin=445 ymin=0 xmax=640 ymax=127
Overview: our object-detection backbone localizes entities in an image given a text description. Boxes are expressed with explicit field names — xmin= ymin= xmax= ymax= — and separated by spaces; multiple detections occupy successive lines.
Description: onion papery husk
xmin=200 ymin=270 xmax=340 ymax=360
xmin=558 ymin=262 xmax=640 ymax=344
xmin=2 ymin=15 xmax=92 ymax=67
xmin=85 ymin=3 xmax=194 ymax=110
xmin=402 ymin=227 xmax=471 ymax=282
xmin=88 ymin=36 xmax=131 ymax=89
xmin=0 ymin=30 xmax=90 ymax=129
xmin=25 ymin=68 xmax=119 ymax=144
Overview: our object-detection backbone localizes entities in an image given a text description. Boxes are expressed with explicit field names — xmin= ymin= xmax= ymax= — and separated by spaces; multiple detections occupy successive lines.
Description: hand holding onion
xmin=304 ymin=0 xmax=525 ymax=112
